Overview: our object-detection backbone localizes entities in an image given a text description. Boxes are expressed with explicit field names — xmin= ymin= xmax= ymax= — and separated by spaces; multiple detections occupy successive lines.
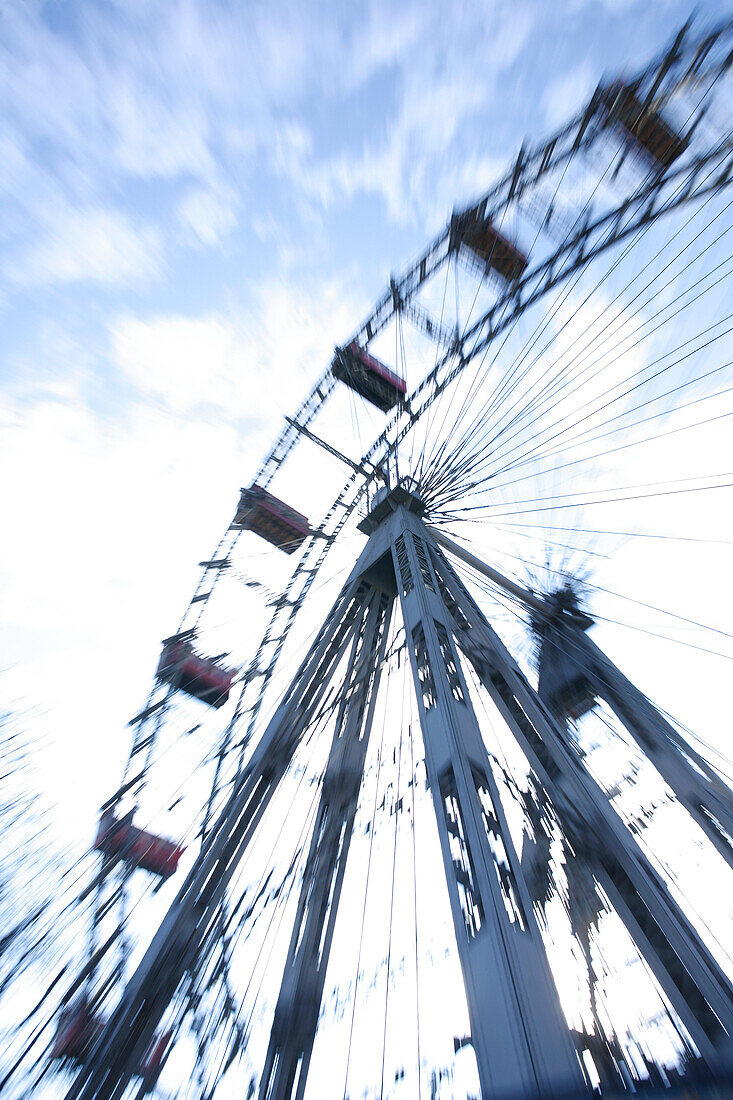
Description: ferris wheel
xmin=5 ymin=14 xmax=733 ymax=1100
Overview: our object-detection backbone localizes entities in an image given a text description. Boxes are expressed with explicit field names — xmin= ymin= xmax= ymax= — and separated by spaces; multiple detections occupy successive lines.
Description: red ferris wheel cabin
xmin=450 ymin=211 xmax=528 ymax=283
xmin=50 ymin=998 xmax=104 ymax=1064
xmin=234 ymin=484 xmax=311 ymax=554
xmin=51 ymin=996 xmax=171 ymax=1085
xmin=157 ymin=637 xmax=234 ymax=708
xmin=94 ymin=809 xmax=184 ymax=879
xmin=599 ymin=82 xmax=688 ymax=169
xmin=332 ymin=341 xmax=407 ymax=413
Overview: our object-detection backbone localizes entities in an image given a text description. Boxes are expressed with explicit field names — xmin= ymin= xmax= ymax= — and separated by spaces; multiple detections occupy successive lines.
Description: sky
xmin=2 ymin=0 xmax=731 ymax=825
xmin=3 ymin=1 xmax=733 ymax=1095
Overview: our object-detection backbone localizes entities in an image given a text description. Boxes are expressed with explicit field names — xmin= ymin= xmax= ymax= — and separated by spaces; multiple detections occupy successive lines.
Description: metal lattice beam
xmin=548 ymin=627 xmax=733 ymax=869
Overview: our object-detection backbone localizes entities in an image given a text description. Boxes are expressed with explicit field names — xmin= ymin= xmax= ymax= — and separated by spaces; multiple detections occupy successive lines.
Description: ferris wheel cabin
xmin=450 ymin=211 xmax=528 ymax=282
xmin=157 ymin=636 xmax=234 ymax=708
xmin=51 ymin=996 xmax=171 ymax=1086
xmin=332 ymin=341 xmax=407 ymax=412
xmin=234 ymin=485 xmax=311 ymax=553
xmin=94 ymin=809 xmax=184 ymax=879
xmin=138 ymin=1030 xmax=173 ymax=1090
xmin=50 ymin=998 xmax=104 ymax=1064
xmin=598 ymin=82 xmax=688 ymax=169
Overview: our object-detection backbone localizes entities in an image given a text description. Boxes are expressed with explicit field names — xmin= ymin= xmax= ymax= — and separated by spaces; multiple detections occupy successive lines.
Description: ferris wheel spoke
xmin=477 ymin=332 xmax=733 ymax=488
xmin=449 ymin=145 xmax=733 ymax=392
xmin=461 ymin=210 xmax=733 ymax=475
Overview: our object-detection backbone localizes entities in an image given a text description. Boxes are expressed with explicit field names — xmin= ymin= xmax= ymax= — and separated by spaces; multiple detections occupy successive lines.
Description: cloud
xmin=0 ymin=0 xmax=326 ymax=290
xmin=0 ymin=389 xmax=243 ymax=821
xmin=339 ymin=1 xmax=422 ymax=90
xmin=112 ymin=315 xmax=250 ymax=414
xmin=7 ymin=206 xmax=162 ymax=288
xmin=271 ymin=121 xmax=314 ymax=179
xmin=110 ymin=90 xmax=217 ymax=182
xmin=177 ymin=185 xmax=239 ymax=246
xmin=111 ymin=272 xmax=364 ymax=416
xmin=270 ymin=0 xmax=534 ymax=226
xmin=0 ymin=0 xmax=539 ymax=296
xmin=298 ymin=71 xmax=491 ymax=221
xmin=0 ymin=260 xmax=366 ymax=820
xmin=542 ymin=62 xmax=596 ymax=129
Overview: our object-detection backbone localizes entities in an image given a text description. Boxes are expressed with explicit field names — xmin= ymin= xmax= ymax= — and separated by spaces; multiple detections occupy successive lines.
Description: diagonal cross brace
xmin=573 ymin=630 xmax=733 ymax=868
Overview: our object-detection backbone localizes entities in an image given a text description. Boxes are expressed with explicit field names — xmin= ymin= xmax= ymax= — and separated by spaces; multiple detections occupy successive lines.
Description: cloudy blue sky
xmin=2 ymin=0 xmax=733 ymax=828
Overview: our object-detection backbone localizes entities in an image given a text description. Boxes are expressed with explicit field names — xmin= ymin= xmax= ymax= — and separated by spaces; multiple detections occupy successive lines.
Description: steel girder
xmin=387 ymin=506 xmax=586 ymax=1100
xmin=68 ymin=496 xmax=733 ymax=1100
xmin=545 ymin=626 xmax=733 ymax=870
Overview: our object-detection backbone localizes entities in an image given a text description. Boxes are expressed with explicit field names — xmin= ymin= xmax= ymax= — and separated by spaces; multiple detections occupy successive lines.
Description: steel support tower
xmin=67 ymin=484 xmax=733 ymax=1100
xmin=536 ymin=604 xmax=733 ymax=869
